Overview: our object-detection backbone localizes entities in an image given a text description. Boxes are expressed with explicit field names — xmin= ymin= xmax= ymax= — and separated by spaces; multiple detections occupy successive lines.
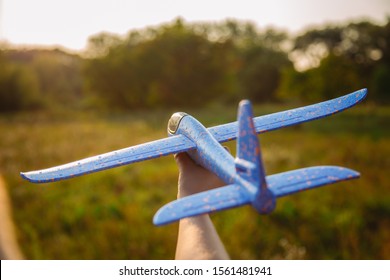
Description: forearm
xmin=175 ymin=215 xmax=229 ymax=260
xmin=174 ymin=153 xmax=229 ymax=260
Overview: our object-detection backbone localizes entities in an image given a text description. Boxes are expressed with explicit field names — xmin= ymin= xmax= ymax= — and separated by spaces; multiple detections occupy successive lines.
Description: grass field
xmin=0 ymin=102 xmax=389 ymax=259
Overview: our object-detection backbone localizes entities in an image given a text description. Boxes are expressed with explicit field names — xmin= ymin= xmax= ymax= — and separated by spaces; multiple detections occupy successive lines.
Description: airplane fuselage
xmin=168 ymin=113 xmax=236 ymax=184
xmin=167 ymin=111 xmax=276 ymax=214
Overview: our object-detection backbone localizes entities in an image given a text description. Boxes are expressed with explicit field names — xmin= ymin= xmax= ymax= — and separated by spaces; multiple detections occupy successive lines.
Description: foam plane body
xmin=21 ymin=89 xmax=367 ymax=225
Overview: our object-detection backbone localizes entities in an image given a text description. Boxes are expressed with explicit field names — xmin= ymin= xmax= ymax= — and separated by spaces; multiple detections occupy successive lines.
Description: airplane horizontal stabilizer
xmin=153 ymin=184 xmax=251 ymax=226
xmin=267 ymin=166 xmax=360 ymax=198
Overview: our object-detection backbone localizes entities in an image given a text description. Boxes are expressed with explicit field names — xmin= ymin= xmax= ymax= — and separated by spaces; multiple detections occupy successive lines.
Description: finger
xmin=174 ymin=152 xmax=196 ymax=170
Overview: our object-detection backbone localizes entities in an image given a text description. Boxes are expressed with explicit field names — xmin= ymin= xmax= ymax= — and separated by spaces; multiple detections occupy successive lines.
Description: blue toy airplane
xmin=21 ymin=89 xmax=367 ymax=226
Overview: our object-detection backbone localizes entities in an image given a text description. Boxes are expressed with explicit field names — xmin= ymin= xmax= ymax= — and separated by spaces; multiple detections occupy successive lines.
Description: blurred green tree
xmin=280 ymin=18 xmax=390 ymax=102
xmin=371 ymin=63 xmax=390 ymax=103
xmin=84 ymin=19 xmax=236 ymax=109
xmin=30 ymin=51 xmax=83 ymax=106
xmin=278 ymin=54 xmax=362 ymax=102
xmin=238 ymin=44 xmax=292 ymax=102
xmin=0 ymin=52 xmax=40 ymax=112
xmin=2 ymin=49 xmax=84 ymax=110
xmin=83 ymin=19 xmax=293 ymax=109
xmin=195 ymin=20 xmax=292 ymax=102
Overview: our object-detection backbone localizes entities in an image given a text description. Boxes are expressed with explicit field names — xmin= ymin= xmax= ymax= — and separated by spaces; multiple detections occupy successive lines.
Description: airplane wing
xmin=209 ymin=88 xmax=367 ymax=142
xmin=153 ymin=184 xmax=251 ymax=226
xmin=21 ymin=135 xmax=196 ymax=183
xmin=267 ymin=166 xmax=360 ymax=197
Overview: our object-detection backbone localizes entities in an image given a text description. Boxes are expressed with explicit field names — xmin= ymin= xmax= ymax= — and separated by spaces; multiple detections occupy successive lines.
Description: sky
xmin=1 ymin=0 xmax=389 ymax=51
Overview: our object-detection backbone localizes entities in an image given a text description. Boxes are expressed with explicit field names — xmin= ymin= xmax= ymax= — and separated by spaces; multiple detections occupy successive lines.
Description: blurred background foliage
xmin=1 ymin=17 xmax=389 ymax=112
xmin=0 ymin=18 xmax=389 ymax=260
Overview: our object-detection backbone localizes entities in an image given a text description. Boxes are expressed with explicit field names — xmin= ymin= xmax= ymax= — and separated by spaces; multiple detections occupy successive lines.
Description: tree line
xmin=0 ymin=18 xmax=389 ymax=112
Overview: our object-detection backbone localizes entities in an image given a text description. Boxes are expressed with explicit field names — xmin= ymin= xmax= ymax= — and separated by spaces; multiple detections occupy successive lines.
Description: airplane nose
xmin=167 ymin=112 xmax=188 ymax=135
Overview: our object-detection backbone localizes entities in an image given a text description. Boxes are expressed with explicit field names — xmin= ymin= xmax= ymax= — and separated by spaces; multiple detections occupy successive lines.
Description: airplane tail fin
xmin=235 ymin=100 xmax=265 ymax=186
xmin=235 ymin=100 xmax=276 ymax=214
